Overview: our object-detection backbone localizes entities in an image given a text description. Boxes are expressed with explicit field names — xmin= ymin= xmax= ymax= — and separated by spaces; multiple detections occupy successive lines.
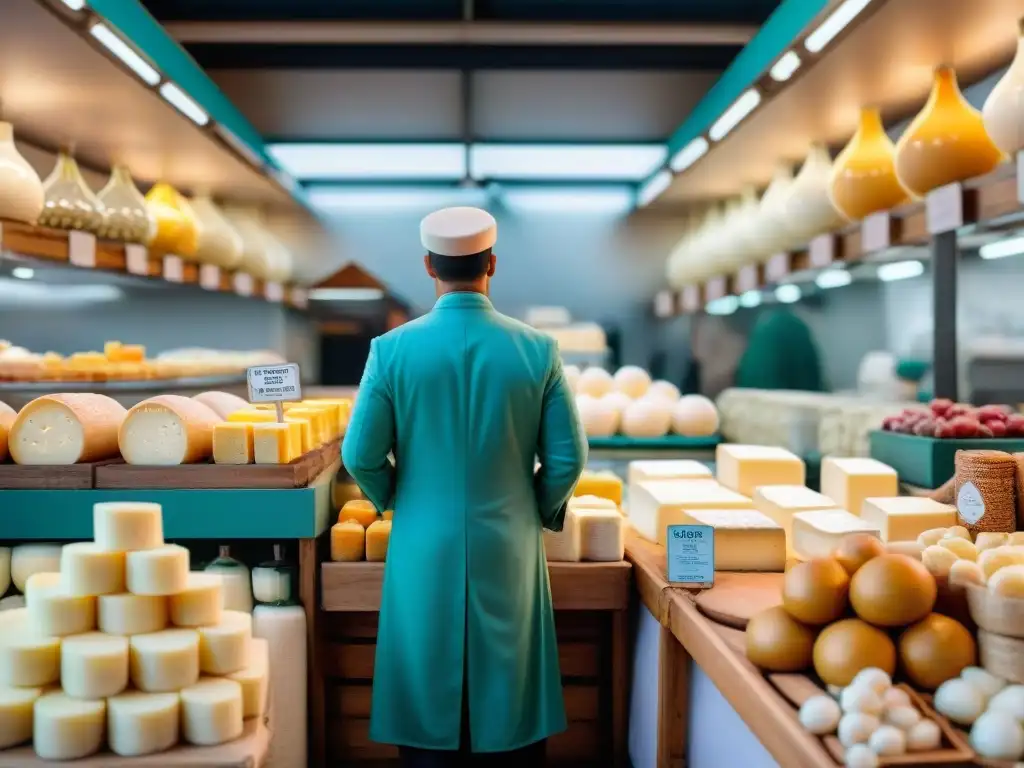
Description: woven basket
xmin=978 ymin=628 xmax=1024 ymax=684
xmin=966 ymin=582 xmax=1024 ymax=638
xmin=954 ymin=450 xmax=1017 ymax=535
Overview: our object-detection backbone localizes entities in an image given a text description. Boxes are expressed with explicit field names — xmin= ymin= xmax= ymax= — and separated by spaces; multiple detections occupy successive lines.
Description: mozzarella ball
xmin=798 ymin=695 xmax=842 ymax=735
xmin=970 ymin=711 xmax=1024 ymax=761
xmin=845 ymin=744 xmax=879 ymax=768
xmin=602 ymin=392 xmax=633 ymax=419
xmin=671 ymin=394 xmax=719 ymax=437
xmin=577 ymin=367 xmax=614 ymax=397
xmin=612 ymin=366 xmax=651 ymax=399
xmin=988 ymin=685 xmax=1024 ymax=722
xmin=934 ymin=678 xmax=986 ymax=725
xmin=563 ymin=364 xmax=581 ymax=392
xmin=841 ymin=687 xmax=884 ymax=717
xmin=621 ymin=397 xmax=672 ymax=438
xmin=961 ymin=667 xmax=1005 ymax=701
xmin=647 ymin=380 xmax=681 ymax=402
xmin=838 ymin=713 xmax=880 ymax=747
xmin=827 ymin=684 xmax=844 ymax=699
xmin=575 ymin=394 xmax=618 ymax=437
xmin=852 ymin=668 xmax=892 ymax=696
xmin=883 ymin=705 xmax=921 ymax=731
xmin=906 ymin=719 xmax=941 ymax=752
xmin=868 ymin=725 xmax=906 ymax=756
xmin=881 ymin=688 xmax=910 ymax=709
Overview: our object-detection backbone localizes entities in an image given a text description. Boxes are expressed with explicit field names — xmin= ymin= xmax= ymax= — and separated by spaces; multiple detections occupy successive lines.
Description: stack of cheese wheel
xmin=0 ymin=502 xmax=269 ymax=759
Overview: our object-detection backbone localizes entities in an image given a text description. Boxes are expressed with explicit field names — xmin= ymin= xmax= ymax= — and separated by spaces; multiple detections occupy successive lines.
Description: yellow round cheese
xmin=198 ymin=610 xmax=252 ymax=675
xmin=129 ymin=629 xmax=200 ymax=693
xmin=61 ymin=632 xmax=130 ymax=700
xmin=169 ymin=573 xmax=223 ymax=627
xmin=127 ymin=545 xmax=190 ymax=596
xmin=107 ymin=691 xmax=181 ymax=757
xmin=180 ymin=678 xmax=244 ymax=746
xmin=33 ymin=692 xmax=106 ymax=760
xmin=60 ymin=542 xmax=126 ymax=596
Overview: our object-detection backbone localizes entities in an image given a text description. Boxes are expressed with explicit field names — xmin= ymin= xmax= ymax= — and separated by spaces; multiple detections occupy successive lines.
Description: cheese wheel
xmin=192 ymin=391 xmax=249 ymax=419
xmin=0 ymin=546 xmax=9 ymax=597
xmin=127 ymin=545 xmax=190 ymax=596
xmin=130 ymin=629 xmax=200 ymax=693
xmin=227 ymin=637 xmax=269 ymax=719
xmin=26 ymin=572 xmax=96 ymax=637
xmin=9 ymin=393 xmax=125 ymax=465
xmin=0 ymin=399 xmax=14 ymax=416
xmin=94 ymin=502 xmax=164 ymax=552
xmin=170 ymin=573 xmax=223 ymax=627
xmin=0 ymin=411 xmax=13 ymax=463
xmin=107 ymin=691 xmax=180 ymax=757
xmin=33 ymin=692 xmax=106 ymax=760
xmin=99 ymin=593 xmax=168 ymax=636
xmin=61 ymin=632 xmax=129 ymax=700
xmin=0 ymin=686 xmax=41 ymax=749
xmin=119 ymin=394 xmax=221 ymax=465
xmin=10 ymin=544 xmax=62 ymax=592
xmin=181 ymin=678 xmax=244 ymax=746
xmin=198 ymin=610 xmax=252 ymax=675
xmin=60 ymin=542 xmax=126 ymax=596
xmin=0 ymin=609 xmax=60 ymax=687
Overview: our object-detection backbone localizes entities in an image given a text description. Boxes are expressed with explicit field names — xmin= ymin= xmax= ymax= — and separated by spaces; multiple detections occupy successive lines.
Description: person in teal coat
xmin=341 ymin=206 xmax=588 ymax=767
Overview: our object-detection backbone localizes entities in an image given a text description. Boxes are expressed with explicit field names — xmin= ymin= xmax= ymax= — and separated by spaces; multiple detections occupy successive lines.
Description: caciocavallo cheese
xmin=119 ymin=394 xmax=222 ymax=465
xmin=9 ymin=393 xmax=126 ymax=465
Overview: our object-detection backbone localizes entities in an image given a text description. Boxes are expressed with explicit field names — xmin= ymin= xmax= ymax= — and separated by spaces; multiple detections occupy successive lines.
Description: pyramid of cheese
xmin=0 ymin=502 xmax=268 ymax=759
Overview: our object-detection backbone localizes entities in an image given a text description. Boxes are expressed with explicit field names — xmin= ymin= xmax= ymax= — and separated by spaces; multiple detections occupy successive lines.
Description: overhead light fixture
xmin=815 ymin=268 xmax=852 ymax=289
xmin=706 ymin=296 xmax=739 ymax=316
xmin=159 ymin=82 xmax=209 ymax=126
xmin=11 ymin=267 xmax=34 ymax=280
xmin=59 ymin=0 xmax=87 ymax=10
xmin=268 ymin=143 xmax=466 ymax=182
xmin=499 ymin=187 xmax=634 ymax=215
xmin=708 ymin=88 xmax=762 ymax=142
xmin=774 ymin=283 xmax=801 ymax=304
xmin=306 ymin=186 xmax=488 ymax=212
xmin=636 ymin=170 xmax=673 ymax=208
xmin=804 ymin=0 xmax=874 ymax=54
xmin=769 ymin=50 xmax=802 ymax=82
xmin=876 ymin=260 xmax=924 ymax=282
xmin=979 ymin=236 xmax=1024 ymax=260
xmin=669 ymin=137 xmax=709 ymax=173
xmin=309 ymin=288 xmax=384 ymax=301
xmin=89 ymin=23 xmax=161 ymax=86
xmin=470 ymin=144 xmax=666 ymax=182
xmin=738 ymin=290 xmax=762 ymax=308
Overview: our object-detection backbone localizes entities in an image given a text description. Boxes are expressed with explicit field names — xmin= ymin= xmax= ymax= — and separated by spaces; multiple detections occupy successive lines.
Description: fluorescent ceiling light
xmin=774 ymin=283 xmax=801 ymax=304
xmin=11 ymin=267 xmax=34 ymax=280
xmin=159 ymin=82 xmax=209 ymax=126
xmin=307 ymin=186 xmax=487 ymax=212
xmin=470 ymin=144 xmax=666 ymax=182
xmin=310 ymin=288 xmax=384 ymax=301
xmin=637 ymin=170 xmax=672 ymax=208
xmin=269 ymin=143 xmax=467 ymax=181
xmin=804 ymin=0 xmax=874 ymax=53
xmin=706 ymin=296 xmax=739 ymax=316
xmin=60 ymin=0 xmax=87 ymax=10
xmin=877 ymin=260 xmax=923 ymax=282
xmin=89 ymin=23 xmax=161 ymax=86
xmin=770 ymin=50 xmax=802 ymax=82
xmin=500 ymin=187 xmax=634 ymax=215
xmin=738 ymin=290 xmax=762 ymax=308
xmin=669 ymin=137 xmax=709 ymax=173
xmin=708 ymin=88 xmax=762 ymax=141
xmin=815 ymin=268 xmax=852 ymax=289
xmin=980 ymin=236 xmax=1024 ymax=260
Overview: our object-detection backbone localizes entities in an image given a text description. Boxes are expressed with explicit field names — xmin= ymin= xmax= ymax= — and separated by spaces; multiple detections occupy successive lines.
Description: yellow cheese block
xmin=573 ymin=470 xmax=623 ymax=505
xmin=288 ymin=407 xmax=330 ymax=446
xmin=366 ymin=520 xmax=391 ymax=562
xmin=252 ymin=423 xmax=298 ymax=464
xmin=339 ymin=499 xmax=378 ymax=528
xmin=285 ymin=422 xmax=302 ymax=458
xmin=752 ymin=485 xmax=837 ymax=560
xmin=330 ymin=521 xmax=366 ymax=562
xmin=226 ymin=410 xmax=278 ymax=424
xmin=820 ymin=457 xmax=899 ymax=516
xmin=213 ymin=423 xmax=254 ymax=465
xmin=283 ymin=414 xmax=314 ymax=454
xmin=860 ymin=497 xmax=957 ymax=542
xmin=383 ymin=509 xmax=393 ymax=521
xmin=302 ymin=401 xmax=343 ymax=437
xmin=716 ymin=444 xmax=805 ymax=496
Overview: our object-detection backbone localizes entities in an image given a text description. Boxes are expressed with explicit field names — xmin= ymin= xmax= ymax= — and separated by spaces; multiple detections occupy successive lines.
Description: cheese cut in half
xmin=227 ymin=637 xmax=269 ymax=719
xmin=0 ymin=686 xmax=42 ymax=749
xmin=675 ymin=509 xmax=786 ymax=572
xmin=573 ymin=470 xmax=624 ymax=505
xmin=119 ymin=395 xmax=221 ymax=465
xmin=544 ymin=507 xmax=582 ymax=562
xmin=860 ymin=497 xmax=957 ymax=542
xmin=60 ymin=542 xmax=126 ymax=596
xmin=26 ymin=572 xmax=96 ymax=637
xmin=170 ymin=573 xmax=223 ymax=627
xmin=9 ymin=393 xmax=126 ymax=465
xmin=753 ymin=485 xmax=837 ymax=560
xmin=577 ymin=508 xmax=625 ymax=561
xmin=180 ymin=678 xmax=244 ymax=746
xmin=107 ymin=691 xmax=181 ymax=757
xmin=94 ymin=502 xmax=164 ymax=552
xmin=0 ymin=410 xmax=13 ymax=463
xmin=630 ymin=480 xmax=751 ymax=544
xmin=99 ymin=593 xmax=168 ymax=636
xmin=33 ymin=693 xmax=106 ymax=761
xmin=127 ymin=545 xmax=190 ymax=596
xmin=192 ymin=391 xmax=249 ymax=419
xmin=129 ymin=629 xmax=200 ymax=693
xmin=61 ymin=632 xmax=130 ymax=700
xmin=213 ymin=422 xmax=254 ymax=465
xmin=198 ymin=610 xmax=252 ymax=675
xmin=791 ymin=509 xmax=881 ymax=560
xmin=820 ymin=457 xmax=899 ymax=516
xmin=716 ymin=444 xmax=805 ymax=496
xmin=628 ymin=459 xmax=712 ymax=490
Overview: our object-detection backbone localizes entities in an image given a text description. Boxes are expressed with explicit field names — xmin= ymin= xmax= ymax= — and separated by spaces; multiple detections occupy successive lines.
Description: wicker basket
xmin=977 ymin=629 xmax=1024 ymax=684
xmin=966 ymin=582 xmax=1024 ymax=638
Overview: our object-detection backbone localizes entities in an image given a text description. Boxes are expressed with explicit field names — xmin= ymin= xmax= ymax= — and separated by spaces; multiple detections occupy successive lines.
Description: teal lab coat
xmin=341 ymin=291 xmax=587 ymax=752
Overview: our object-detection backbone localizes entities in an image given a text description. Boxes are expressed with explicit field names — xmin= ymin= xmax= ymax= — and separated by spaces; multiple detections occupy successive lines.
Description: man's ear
xmin=424 ymin=254 xmax=436 ymax=278
xmin=486 ymin=252 xmax=496 ymax=277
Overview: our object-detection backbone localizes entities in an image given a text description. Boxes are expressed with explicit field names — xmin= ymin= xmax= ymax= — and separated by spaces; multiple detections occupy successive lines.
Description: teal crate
xmin=869 ymin=430 xmax=1024 ymax=489
xmin=587 ymin=435 xmax=721 ymax=451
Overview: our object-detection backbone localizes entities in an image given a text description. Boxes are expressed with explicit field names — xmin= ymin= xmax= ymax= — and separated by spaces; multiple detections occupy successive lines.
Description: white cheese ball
xmin=988 ymin=685 xmax=1024 ymax=722
xmin=934 ymin=678 xmax=986 ymax=725
xmin=883 ymin=705 xmax=921 ymax=731
xmin=621 ymin=397 xmax=672 ymax=439
xmin=563 ymin=364 xmax=581 ymax=393
xmin=906 ymin=719 xmax=942 ymax=752
xmin=612 ymin=366 xmax=651 ymax=399
xmin=671 ymin=394 xmax=719 ymax=437
xmin=841 ymin=686 xmax=884 ymax=717
xmin=970 ymin=711 xmax=1024 ymax=761
xmin=868 ymin=725 xmax=907 ymax=756
xmin=852 ymin=668 xmax=892 ymax=696
xmin=827 ymin=684 xmax=844 ymax=699
xmin=577 ymin=367 xmax=614 ymax=397
xmin=881 ymin=688 xmax=910 ymax=709
xmin=798 ymin=695 xmax=842 ymax=735
xmin=961 ymin=667 xmax=1005 ymax=701
xmin=575 ymin=394 xmax=619 ymax=437
xmin=647 ymin=380 xmax=680 ymax=402
xmin=844 ymin=744 xmax=879 ymax=768
xmin=602 ymin=392 xmax=633 ymax=418
xmin=838 ymin=712 xmax=880 ymax=747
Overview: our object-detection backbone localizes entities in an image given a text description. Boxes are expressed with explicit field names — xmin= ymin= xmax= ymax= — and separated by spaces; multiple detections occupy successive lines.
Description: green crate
xmin=587 ymin=435 xmax=721 ymax=451
xmin=869 ymin=430 xmax=1024 ymax=489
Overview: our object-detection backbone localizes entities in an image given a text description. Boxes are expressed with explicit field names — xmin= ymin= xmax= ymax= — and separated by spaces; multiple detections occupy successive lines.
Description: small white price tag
xmin=735 ymin=265 xmax=759 ymax=294
xmin=957 ymin=480 xmax=986 ymax=525
xmin=125 ymin=244 xmax=149 ymax=276
xmin=199 ymin=264 xmax=221 ymax=291
xmin=653 ymin=290 xmax=674 ymax=318
xmin=68 ymin=231 xmax=96 ymax=268
xmin=247 ymin=363 xmax=302 ymax=403
xmin=765 ymin=252 xmax=790 ymax=283
xmin=163 ymin=255 xmax=184 ymax=283
xmin=861 ymin=212 xmax=892 ymax=253
xmin=926 ymin=183 xmax=964 ymax=235
xmin=808 ymin=235 xmax=835 ymax=269
xmin=680 ymin=286 xmax=700 ymax=313
xmin=290 ymin=288 xmax=309 ymax=309
xmin=265 ymin=281 xmax=284 ymax=302
xmin=233 ymin=272 xmax=254 ymax=297
xmin=705 ymin=277 xmax=727 ymax=301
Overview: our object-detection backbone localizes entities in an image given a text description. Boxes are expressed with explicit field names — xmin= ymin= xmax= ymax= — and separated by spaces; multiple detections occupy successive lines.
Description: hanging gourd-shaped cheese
xmin=97 ymin=164 xmax=152 ymax=243
xmin=223 ymin=206 xmax=273 ymax=279
xmin=783 ymin=144 xmax=847 ymax=241
xmin=894 ymin=65 xmax=1004 ymax=197
xmin=717 ymin=197 xmax=746 ymax=272
xmin=757 ymin=165 xmax=798 ymax=257
xmin=731 ymin=186 xmax=761 ymax=267
xmin=38 ymin=150 xmax=105 ymax=233
xmin=0 ymin=122 xmax=44 ymax=225
xmin=983 ymin=18 xmax=1024 ymax=155
xmin=829 ymin=107 xmax=909 ymax=220
xmin=190 ymin=194 xmax=244 ymax=269
xmin=145 ymin=182 xmax=198 ymax=257
xmin=260 ymin=228 xmax=293 ymax=283
xmin=692 ymin=205 xmax=725 ymax=281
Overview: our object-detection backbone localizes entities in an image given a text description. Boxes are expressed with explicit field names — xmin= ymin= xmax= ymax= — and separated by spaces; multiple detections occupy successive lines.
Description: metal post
xmin=931 ymin=229 xmax=958 ymax=401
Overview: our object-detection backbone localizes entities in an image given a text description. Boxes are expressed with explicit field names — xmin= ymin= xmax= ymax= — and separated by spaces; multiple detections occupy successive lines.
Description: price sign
xmin=290 ymin=288 xmax=309 ymax=309
xmin=233 ymin=272 xmax=254 ymax=297
xmin=163 ymin=255 xmax=184 ymax=283
xmin=765 ymin=252 xmax=791 ymax=283
xmin=247 ymin=363 xmax=302 ymax=421
xmin=680 ymin=286 xmax=701 ymax=314
xmin=808 ymin=234 xmax=835 ymax=269
xmin=68 ymin=231 xmax=96 ymax=268
xmin=199 ymin=264 xmax=221 ymax=291
xmin=926 ymin=183 xmax=964 ymax=235
xmin=667 ymin=525 xmax=715 ymax=587
xmin=125 ymin=244 xmax=149 ymax=276
xmin=861 ymin=212 xmax=892 ymax=254
xmin=264 ymin=282 xmax=284 ymax=302
xmin=735 ymin=265 xmax=759 ymax=294
xmin=653 ymin=290 xmax=675 ymax=318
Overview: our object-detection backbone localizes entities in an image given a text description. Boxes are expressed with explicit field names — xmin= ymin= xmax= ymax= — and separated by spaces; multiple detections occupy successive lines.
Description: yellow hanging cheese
xmin=339 ymin=500 xmax=377 ymax=528
xmin=366 ymin=520 xmax=391 ymax=562
xmin=144 ymin=182 xmax=198 ymax=258
xmin=330 ymin=521 xmax=365 ymax=562
xmin=252 ymin=424 xmax=297 ymax=465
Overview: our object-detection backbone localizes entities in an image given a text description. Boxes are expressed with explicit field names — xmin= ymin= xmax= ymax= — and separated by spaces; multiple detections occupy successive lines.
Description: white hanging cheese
xmin=61 ymin=632 xmax=129 ymax=700
xmin=33 ymin=693 xmax=106 ymax=760
xmin=119 ymin=394 xmax=221 ymax=465
xmin=675 ymin=508 xmax=786 ymax=572
xmin=820 ymin=457 xmax=898 ymax=517
xmin=227 ymin=637 xmax=269 ymax=719
xmin=629 ymin=480 xmax=750 ymax=545
xmin=99 ymin=593 xmax=168 ymax=636
xmin=577 ymin=508 xmax=624 ymax=561
xmin=791 ymin=509 xmax=881 ymax=560
xmin=715 ymin=444 xmax=805 ymax=496
xmin=107 ymin=691 xmax=180 ymax=757
xmin=9 ymin=393 xmax=126 ymax=465
xmin=0 ymin=611 xmax=60 ymax=687
xmin=94 ymin=502 xmax=164 ymax=552
xmin=170 ymin=573 xmax=224 ymax=627
xmin=752 ymin=485 xmax=837 ymax=560
xmin=198 ymin=610 xmax=252 ymax=675
xmin=129 ymin=629 xmax=200 ymax=693
xmin=543 ymin=506 xmax=582 ymax=562
xmin=26 ymin=572 xmax=96 ymax=637
xmin=0 ymin=686 xmax=41 ymax=749
xmin=10 ymin=544 xmax=62 ymax=593
xmin=192 ymin=390 xmax=249 ymax=420
xmin=60 ymin=542 xmax=126 ymax=596
xmin=860 ymin=497 xmax=957 ymax=543
xmin=127 ymin=544 xmax=190 ymax=596
xmin=180 ymin=678 xmax=244 ymax=746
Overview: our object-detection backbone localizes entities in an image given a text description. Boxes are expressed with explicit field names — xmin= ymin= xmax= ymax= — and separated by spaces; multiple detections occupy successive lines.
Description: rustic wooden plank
xmin=611 ymin=610 xmax=628 ymax=767
xmin=624 ymin=531 xmax=674 ymax=623
xmin=657 ymin=625 xmax=689 ymax=768
xmin=0 ymin=457 xmax=119 ymax=490
xmin=300 ymin=537 xmax=327 ymax=768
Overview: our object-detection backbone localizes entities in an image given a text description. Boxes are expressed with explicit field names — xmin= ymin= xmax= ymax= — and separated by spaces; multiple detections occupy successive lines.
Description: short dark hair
xmin=428 ymin=249 xmax=491 ymax=282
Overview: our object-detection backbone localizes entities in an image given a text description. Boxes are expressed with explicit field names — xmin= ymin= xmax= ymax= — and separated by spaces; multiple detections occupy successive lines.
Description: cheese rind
xmin=180 ymin=678 xmax=244 ymax=746
xmin=60 ymin=632 xmax=130 ymax=699
xmin=366 ymin=519 xmax=391 ymax=562
xmin=26 ymin=572 xmax=96 ymax=637
xmin=0 ymin=686 xmax=41 ymax=749
xmin=107 ymin=691 xmax=180 ymax=757
xmin=33 ymin=693 xmax=106 ymax=760
xmin=94 ymin=502 xmax=164 ymax=552
xmin=119 ymin=394 xmax=221 ymax=465
xmin=573 ymin=470 xmax=624 ymax=505
xmin=544 ymin=507 xmax=581 ymax=562
xmin=676 ymin=508 xmax=786 ymax=571
xmin=860 ymin=497 xmax=958 ymax=542
xmin=630 ymin=480 xmax=751 ymax=544
xmin=0 ymin=411 xmax=13 ymax=463
xmin=198 ymin=610 xmax=252 ymax=675
xmin=169 ymin=573 xmax=224 ymax=627
xmin=330 ymin=521 xmax=366 ymax=562
xmin=821 ymin=457 xmax=899 ymax=516
xmin=129 ymin=629 xmax=200 ymax=693
xmin=98 ymin=593 xmax=168 ymax=636
xmin=192 ymin=391 xmax=249 ymax=420
xmin=60 ymin=542 xmax=126 ymax=596
xmin=339 ymin=499 xmax=378 ymax=528
xmin=227 ymin=637 xmax=269 ymax=719
xmin=715 ymin=444 xmax=805 ymax=496
xmin=753 ymin=485 xmax=837 ymax=559
xmin=577 ymin=508 xmax=625 ymax=561
xmin=9 ymin=393 xmax=126 ymax=465
xmin=213 ymin=422 xmax=254 ymax=465
xmin=127 ymin=545 xmax=190 ymax=596
xmin=791 ymin=509 xmax=881 ymax=560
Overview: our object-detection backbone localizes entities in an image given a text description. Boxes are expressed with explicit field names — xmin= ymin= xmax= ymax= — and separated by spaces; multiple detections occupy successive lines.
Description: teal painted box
xmin=587 ymin=435 xmax=721 ymax=451
xmin=869 ymin=430 xmax=1024 ymax=490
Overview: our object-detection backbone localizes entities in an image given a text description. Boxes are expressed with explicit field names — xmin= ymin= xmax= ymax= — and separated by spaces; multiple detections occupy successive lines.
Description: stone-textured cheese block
xmin=716 ymin=444 xmax=805 ymax=496
xmin=119 ymin=394 xmax=221 ymax=465
xmin=820 ymin=457 xmax=899 ymax=516
xmin=9 ymin=393 xmax=126 ymax=465
xmin=860 ymin=496 xmax=957 ymax=542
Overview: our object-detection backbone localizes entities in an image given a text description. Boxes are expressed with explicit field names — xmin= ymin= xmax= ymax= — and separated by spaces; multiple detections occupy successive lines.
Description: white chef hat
xmin=420 ymin=206 xmax=497 ymax=257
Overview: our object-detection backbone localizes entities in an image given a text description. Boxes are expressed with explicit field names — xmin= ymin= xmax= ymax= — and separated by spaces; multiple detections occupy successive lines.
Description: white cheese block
xmin=791 ymin=509 xmax=882 ymax=560
xmin=198 ymin=610 xmax=252 ymax=675
xmin=129 ymin=629 xmax=200 ymax=693
xmin=715 ymin=444 xmax=805 ymax=496
xmin=107 ymin=691 xmax=180 ymax=757
xmin=227 ymin=637 xmax=269 ymax=719
xmin=119 ymin=394 xmax=221 ymax=465
xmin=61 ymin=632 xmax=129 ymax=700
xmin=0 ymin=547 xmax=9 ymax=597
xmin=821 ymin=457 xmax=899 ymax=516
xmin=60 ymin=542 xmax=126 ymax=596
xmin=0 ymin=686 xmax=41 ymax=749
xmin=861 ymin=497 xmax=958 ymax=542
xmin=577 ymin=508 xmax=625 ymax=561
xmin=9 ymin=393 xmax=126 ymax=465
xmin=628 ymin=459 xmax=712 ymax=488
xmin=26 ymin=572 xmax=96 ymax=637
xmin=543 ymin=507 xmax=582 ymax=562
xmin=180 ymin=678 xmax=244 ymax=746
xmin=10 ymin=544 xmax=62 ymax=593
xmin=254 ymin=605 xmax=307 ymax=767
xmin=127 ymin=545 xmax=190 ymax=596
xmin=674 ymin=509 xmax=786 ymax=572
xmin=752 ymin=485 xmax=837 ymax=560
xmin=99 ymin=593 xmax=168 ymax=636
xmin=192 ymin=390 xmax=249 ymax=420
xmin=629 ymin=480 xmax=751 ymax=545
xmin=569 ymin=494 xmax=619 ymax=512
xmin=33 ymin=692 xmax=106 ymax=760
xmin=170 ymin=573 xmax=224 ymax=627
xmin=0 ymin=611 xmax=60 ymax=687
xmin=94 ymin=502 xmax=164 ymax=552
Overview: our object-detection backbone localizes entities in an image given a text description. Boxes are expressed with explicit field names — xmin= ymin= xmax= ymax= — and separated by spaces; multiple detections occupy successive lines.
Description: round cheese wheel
xmin=813 ymin=618 xmax=897 ymax=687
xmin=10 ymin=544 xmax=62 ymax=593
xmin=612 ymin=366 xmax=651 ymax=399
xmin=647 ymin=380 xmax=681 ymax=402
xmin=26 ymin=572 xmax=96 ymax=637
xmin=170 ymin=573 xmax=224 ymax=627
xmin=745 ymin=606 xmax=815 ymax=672
xmin=0 ymin=614 xmax=61 ymax=687
xmin=575 ymin=394 xmax=618 ymax=437
xmin=563 ymin=365 xmax=581 ymax=393
xmin=99 ymin=593 xmax=168 ymax=636
xmin=0 ymin=686 xmax=41 ymax=750
xmin=576 ymin=368 xmax=613 ymax=397
xmin=33 ymin=693 xmax=106 ymax=760
xmin=783 ymin=558 xmax=850 ymax=626
xmin=127 ymin=545 xmax=190 ymax=597
xmin=180 ymin=678 xmax=244 ymax=747
xmin=60 ymin=542 xmax=126 ymax=597
xmin=107 ymin=691 xmax=180 ymax=757
xmin=120 ymin=395 xmax=221 ymax=465
xmin=61 ymin=632 xmax=130 ymax=700
xmin=129 ymin=629 xmax=200 ymax=693
xmin=198 ymin=610 xmax=252 ymax=675
xmin=192 ymin=391 xmax=249 ymax=419
xmin=621 ymin=397 xmax=672 ymax=439
xmin=671 ymin=395 xmax=719 ymax=437
xmin=850 ymin=554 xmax=936 ymax=627
xmin=898 ymin=613 xmax=976 ymax=690
xmin=9 ymin=393 xmax=126 ymax=465
xmin=93 ymin=502 xmax=164 ymax=552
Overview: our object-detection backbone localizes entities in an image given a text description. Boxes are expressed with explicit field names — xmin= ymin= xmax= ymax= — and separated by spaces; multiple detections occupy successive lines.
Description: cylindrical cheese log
xmin=170 ymin=573 xmax=223 ymax=627
xmin=33 ymin=693 xmax=106 ymax=760
xmin=10 ymin=544 xmax=62 ymax=593
xmin=180 ymin=678 xmax=244 ymax=746
xmin=107 ymin=691 xmax=180 ymax=757
xmin=127 ymin=545 xmax=190 ymax=596
xmin=130 ymin=629 xmax=200 ymax=693
xmin=9 ymin=393 xmax=126 ymax=465
xmin=26 ymin=572 xmax=96 ymax=637
xmin=60 ymin=542 xmax=126 ymax=596
xmin=61 ymin=632 xmax=130 ymax=700
xmin=94 ymin=502 xmax=165 ymax=552
xmin=99 ymin=593 xmax=168 ymax=636
xmin=199 ymin=610 xmax=252 ymax=675
xmin=227 ymin=637 xmax=269 ymax=719
xmin=0 ymin=610 xmax=60 ymax=687
xmin=0 ymin=686 xmax=41 ymax=749
xmin=119 ymin=395 xmax=221 ymax=465
xmin=192 ymin=391 xmax=249 ymax=419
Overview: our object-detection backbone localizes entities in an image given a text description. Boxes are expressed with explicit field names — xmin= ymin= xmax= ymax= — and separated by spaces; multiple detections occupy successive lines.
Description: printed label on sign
xmin=765 ymin=252 xmax=790 ymax=282
xmin=125 ymin=244 xmax=149 ymax=276
xmin=68 ymin=231 xmax=97 ymax=268
xmin=199 ymin=264 xmax=221 ymax=291
xmin=234 ymin=272 xmax=254 ymax=297
xmin=667 ymin=525 xmax=715 ymax=587
xmin=808 ymin=235 xmax=835 ymax=269
xmin=654 ymin=290 xmax=674 ymax=318
xmin=163 ymin=255 xmax=184 ymax=283
xmin=247 ymin=363 xmax=302 ymax=403
xmin=861 ymin=212 xmax=892 ymax=253
xmin=926 ymin=183 xmax=964 ymax=235
xmin=265 ymin=282 xmax=284 ymax=302
xmin=957 ymin=480 xmax=986 ymax=525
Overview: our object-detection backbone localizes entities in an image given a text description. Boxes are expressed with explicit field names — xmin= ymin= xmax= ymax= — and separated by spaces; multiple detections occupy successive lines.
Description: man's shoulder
xmin=373 ymin=315 xmax=433 ymax=348
xmin=491 ymin=311 xmax=557 ymax=350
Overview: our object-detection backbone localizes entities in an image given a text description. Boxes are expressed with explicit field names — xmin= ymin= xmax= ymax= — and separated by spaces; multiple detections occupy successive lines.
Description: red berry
xmin=989 ymin=420 xmax=1008 ymax=437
